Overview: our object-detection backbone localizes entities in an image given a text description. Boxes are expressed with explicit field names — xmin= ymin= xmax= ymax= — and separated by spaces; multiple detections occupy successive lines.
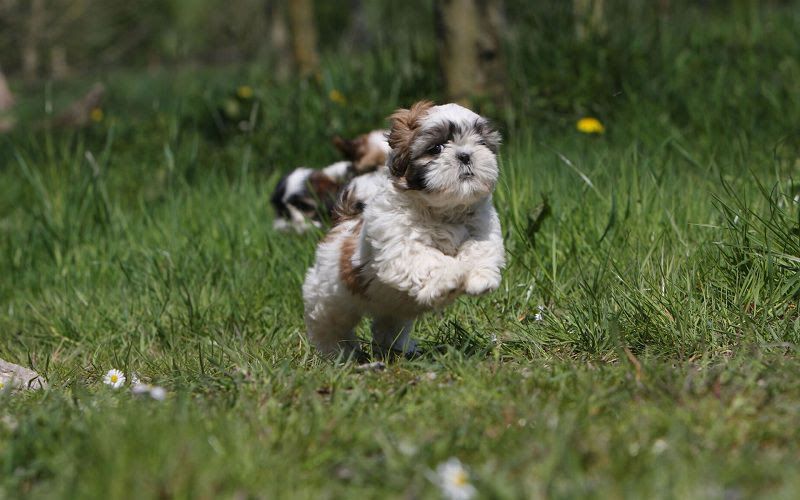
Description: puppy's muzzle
xmin=457 ymin=152 xmax=474 ymax=178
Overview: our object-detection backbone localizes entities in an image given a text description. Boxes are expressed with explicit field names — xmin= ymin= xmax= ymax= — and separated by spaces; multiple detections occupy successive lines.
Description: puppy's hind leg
xmin=304 ymin=298 xmax=363 ymax=360
xmin=371 ymin=317 xmax=418 ymax=359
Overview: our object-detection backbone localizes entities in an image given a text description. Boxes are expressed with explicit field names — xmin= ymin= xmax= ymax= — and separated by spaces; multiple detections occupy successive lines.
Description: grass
xmin=2 ymin=1 xmax=800 ymax=498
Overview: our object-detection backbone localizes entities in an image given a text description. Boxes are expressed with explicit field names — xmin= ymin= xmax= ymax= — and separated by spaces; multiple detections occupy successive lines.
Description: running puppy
xmin=303 ymin=101 xmax=505 ymax=358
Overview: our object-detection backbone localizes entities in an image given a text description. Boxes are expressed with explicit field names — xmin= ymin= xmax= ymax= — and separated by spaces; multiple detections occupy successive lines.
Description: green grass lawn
xmin=2 ymin=2 xmax=800 ymax=498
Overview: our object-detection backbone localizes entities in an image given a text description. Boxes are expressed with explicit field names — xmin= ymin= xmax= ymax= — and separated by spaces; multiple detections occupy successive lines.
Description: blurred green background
xmin=2 ymin=0 xmax=798 ymax=158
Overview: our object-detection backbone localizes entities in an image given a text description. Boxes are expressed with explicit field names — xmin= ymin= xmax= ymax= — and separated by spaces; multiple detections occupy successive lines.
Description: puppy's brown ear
xmin=332 ymin=136 xmax=358 ymax=160
xmin=387 ymin=100 xmax=434 ymax=181
xmin=354 ymin=148 xmax=387 ymax=174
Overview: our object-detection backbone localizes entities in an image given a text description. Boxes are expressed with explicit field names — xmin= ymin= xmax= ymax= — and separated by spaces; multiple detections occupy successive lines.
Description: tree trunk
xmin=287 ymin=0 xmax=319 ymax=78
xmin=22 ymin=0 xmax=45 ymax=81
xmin=0 ymin=66 xmax=14 ymax=132
xmin=436 ymin=0 xmax=506 ymax=107
xmin=50 ymin=46 xmax=70 ymax=80
xmin=574 ymin=0 xmax=607 ymax=41
xmin=658 ymin=0 xmax=670 ymax=18
xmin=436 ymin=0 xmax=481 ymax=106
xmin=342 ymin=0 xmax=372 ymax=52
xmin=475 ymin=0 xmax=508 ymax=105
xmin=0 ymin=67 xmax=12 ymax=111
xmin=267 ymin=0 xmax=292 ymax=82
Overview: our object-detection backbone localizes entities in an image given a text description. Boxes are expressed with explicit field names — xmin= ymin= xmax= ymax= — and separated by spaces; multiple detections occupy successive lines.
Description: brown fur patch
xmin=354 ymin=147 xmax=387 ymax=174
xmin=387 ymin=101 xmax=435 ymax=186
xmin=321 ymin=222 xmax=345 ymax=244
xmin=331 ymin=183 xmax=365 ymax=225
xmin=307 ymin=171 xmax=341 ymax=199
xmin=332 ymin=134 xmax=367 ymax=161
xmin=306 ymin=171 xmax=342 ymax=219
xmin=339 ymin=219 xmax=367 ymax=296
xmin=333 ymin=132 xmax=389 ymax=175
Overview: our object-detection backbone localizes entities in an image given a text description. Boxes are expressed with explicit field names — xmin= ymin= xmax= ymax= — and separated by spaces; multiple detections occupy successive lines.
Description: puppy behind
xmin=303 ymin=101 xmax=505 ymax=358
xmin=271 ymin=129 xmax=391 ymax=232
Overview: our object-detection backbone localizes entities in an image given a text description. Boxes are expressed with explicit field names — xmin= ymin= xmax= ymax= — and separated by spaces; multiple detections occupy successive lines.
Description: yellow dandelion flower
xmin=237 ymin=85 xmax=254 ymax=99
xmin=577 ymin=117 xmax=605 ymax=134
xmin=329 ymin=89 xmax=347 ymax=106
xmin=90 ymin=107 xmax=104 ymax=123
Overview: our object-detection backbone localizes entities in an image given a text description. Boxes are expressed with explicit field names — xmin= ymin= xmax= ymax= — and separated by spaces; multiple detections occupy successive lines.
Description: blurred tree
xmin=287 ymin=0 xmax=319 ymax=78
xmin=435 ymin=0 xmax=507 ymax=107
xmin=342 ymin=0 xmax=372 ymax=51
xmin=0 ymin=64 xmax=14 ymax=132
xmin=267 ymin=0 xmax=292 ymax=81
xmin=50 ymin=46 xmax=69 ymax=80
xmin=22 ymin=0 xmax=44 ymax=80
xmin=659 ymin=0 xmax=671 ymax=17
xmin=476 ymin=0 xmax=508 ymax=105
xmin=573 ymin=0 xmax=607 ymax=40
xmin=0 ymin=67 xmax=11 ymax=108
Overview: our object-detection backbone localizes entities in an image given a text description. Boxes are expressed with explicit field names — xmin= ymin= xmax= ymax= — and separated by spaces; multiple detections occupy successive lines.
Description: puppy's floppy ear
xmin=354 ymin=148 xmax=387 ymax=174
xmin=332 ymin=136 xmax=359 ymax=160
xmin=476 ymin=119 xmax=502 ymax=154
xmin=387 ymin=100 xmax=434 ymax=182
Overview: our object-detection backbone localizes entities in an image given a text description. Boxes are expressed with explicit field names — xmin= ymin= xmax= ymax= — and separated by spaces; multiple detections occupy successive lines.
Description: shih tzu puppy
xmin=271 ymin=130 xmax=391 ymax=232
xmin=303 ymin=101 xmax=505 ymax=358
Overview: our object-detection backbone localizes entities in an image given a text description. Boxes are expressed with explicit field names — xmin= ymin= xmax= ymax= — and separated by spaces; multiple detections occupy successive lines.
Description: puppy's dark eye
xmin=427 ymin=144 xmax=444 ymax=155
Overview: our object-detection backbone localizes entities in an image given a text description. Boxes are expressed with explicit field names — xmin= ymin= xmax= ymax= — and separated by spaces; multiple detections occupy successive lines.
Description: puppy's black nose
xmin=457 ymin=152 xmax=471 ymax=164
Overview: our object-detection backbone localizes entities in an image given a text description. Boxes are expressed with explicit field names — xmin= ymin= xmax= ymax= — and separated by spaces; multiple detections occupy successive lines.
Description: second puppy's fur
xmin=271 ymin=130 xmax=391 ymax=232
xmin=303 ymin=101 xmax=505 ymax=358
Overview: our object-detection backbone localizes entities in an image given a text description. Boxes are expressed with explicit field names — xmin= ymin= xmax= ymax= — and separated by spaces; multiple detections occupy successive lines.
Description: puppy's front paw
xmin=416 ymin=270 xmax=465 ymax=307
xmin=464 ymin=269 xmax=501 ymax=296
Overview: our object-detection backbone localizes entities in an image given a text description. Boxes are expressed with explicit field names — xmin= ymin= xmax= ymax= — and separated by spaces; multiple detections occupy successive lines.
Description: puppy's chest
xmin=420 ymin=223 xmax=471 ymax=256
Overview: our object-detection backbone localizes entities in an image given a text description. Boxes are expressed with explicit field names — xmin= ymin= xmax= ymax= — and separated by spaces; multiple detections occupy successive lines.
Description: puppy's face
xmin=388 ymin=102 xmax=501 ymax=206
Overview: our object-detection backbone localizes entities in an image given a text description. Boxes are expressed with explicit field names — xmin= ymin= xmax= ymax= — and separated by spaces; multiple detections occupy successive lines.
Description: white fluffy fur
xmin=274 ymin=167 xmax=317 ymax=232
xmin=321 ymin=160 xmax=354 ymax=182
xmin=368 ymin=130 xmax=392 ymax=156
xmin=303 ymin=103 xmax=505 ymax=358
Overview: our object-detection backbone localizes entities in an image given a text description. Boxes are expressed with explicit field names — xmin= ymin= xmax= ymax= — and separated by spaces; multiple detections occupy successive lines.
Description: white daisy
xmin=149 ymin=386 xmax=167 ymax=401
xmin=651 ymin=438 xmax=669 ymax=455
xmin=534 ymin=304 xmax=545 ymax=322
xmin=131 ymin=381 xmax=167 ymax=401
xmin=103 ymin=369 xmax=126 ymax=389
xmin=435 ymin=458 xmax=477 ymax=500
xmin=131 ymin=382 xmax=151 ymax=395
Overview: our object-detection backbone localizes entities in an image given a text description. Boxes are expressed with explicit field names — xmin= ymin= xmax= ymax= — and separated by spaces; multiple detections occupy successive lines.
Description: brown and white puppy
xmin=303 ymin=101 xmax=505 ymax=358
xmin=271 ymin=130 xmax=391 ymax=232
